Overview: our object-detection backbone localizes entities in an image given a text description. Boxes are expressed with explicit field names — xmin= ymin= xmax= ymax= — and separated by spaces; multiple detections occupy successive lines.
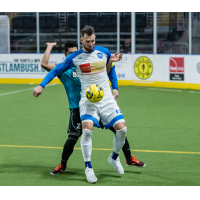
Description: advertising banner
xmin=114 ymin=54 xmax=133 ymax=80
xmin=0 ymin=54 xmax=64 ymax=78
xmin=0 ymin=53 xmax=200 ymax=89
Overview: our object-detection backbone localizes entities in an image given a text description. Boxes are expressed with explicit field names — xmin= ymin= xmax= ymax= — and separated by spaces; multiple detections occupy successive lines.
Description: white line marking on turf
xmin=0 ymin=84 xmax=56 ymax=97
xmin=189 ymin=91 xmax=200 ymax=94
xmin=1 ymin=145 xmax=200 ymax=155
xmin=147 ymin=88 xmax=182 ymax=92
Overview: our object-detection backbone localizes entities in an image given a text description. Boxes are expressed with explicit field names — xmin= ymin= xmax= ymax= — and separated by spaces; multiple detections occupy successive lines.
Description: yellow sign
xmin=134 ymin=56 xmax=153 ymax=79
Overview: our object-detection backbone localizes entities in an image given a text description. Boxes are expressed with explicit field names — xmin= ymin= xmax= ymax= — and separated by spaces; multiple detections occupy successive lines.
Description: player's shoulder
xmin=57 ymin=50 xmax=83 ymax=67
xmin=68 ymin=49 xmax=83 ymax=60
xmin=59 ymin=49 xmax=83 ymax=66
xmin=95 ymin=46 xmax=110 ymax=55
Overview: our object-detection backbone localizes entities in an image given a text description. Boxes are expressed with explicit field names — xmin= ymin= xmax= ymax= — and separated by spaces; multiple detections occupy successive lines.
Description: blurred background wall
xmin=1 ymin=12 xmax=199 ymax=55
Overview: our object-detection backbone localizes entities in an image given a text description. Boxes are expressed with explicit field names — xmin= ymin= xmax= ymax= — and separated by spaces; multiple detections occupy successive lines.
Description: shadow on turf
xmin=0 ymin=164 xmax=88 ymax=183
xmin=48 ymin=168 xmax=123 ymax=181
xmin=0 ymin=164 xmax=55 ymax=175
xmin=0 ymin=164 xmax=144 ymax=185
xmin=0 ymin=164 xmax=102 ymax=182
xmin=125 ymin=170 xmax=142 ymax=174
xmin=97 ymin=173 xmax=122 ymax=179
xmin=0 ymin=164 xmax=126 ymax=182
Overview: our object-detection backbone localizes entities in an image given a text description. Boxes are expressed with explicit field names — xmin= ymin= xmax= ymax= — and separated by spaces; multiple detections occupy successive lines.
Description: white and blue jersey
xmin=39 ymin=46 xmax=124 ymax=128
xmin=58 ymin=65 xmax=118 ymax=110
xmin=40 ymin=46 xmax=112 ymax=92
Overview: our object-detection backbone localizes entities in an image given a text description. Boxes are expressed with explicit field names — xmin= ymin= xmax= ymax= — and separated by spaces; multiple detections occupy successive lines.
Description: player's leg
xmin=51 ymin=108 xmax=82 ymax=175
xmin=108 ymin=120 xmax=146 ymax=167
xmin=61 ymin=135 xmax=79 ymax=166
xmin=81 ymin=121 xmax=93 ymax=168
xmin=100 ymin=120 xmax=131 ymax=160
xmin=100 ymin=100 xmax=126 ymax=174
xmin=115 ymin=123 xmax=146 ymax=167
xmin=108 ymin=125 xmax=132 ymax=161
xmin=106 ymin=122 xmax=126 ymax=174
xmin=81 ymin=121 xmax=97 ymax=183
xmin=80 ymin=103 xmax=100 ymax=183
xmin=110 ymin=121 xmax=127 ymax=169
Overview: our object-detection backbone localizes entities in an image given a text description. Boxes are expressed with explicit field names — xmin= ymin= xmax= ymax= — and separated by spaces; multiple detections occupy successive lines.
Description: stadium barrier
xmin=0 ymin=54 xmax=200 ymax=90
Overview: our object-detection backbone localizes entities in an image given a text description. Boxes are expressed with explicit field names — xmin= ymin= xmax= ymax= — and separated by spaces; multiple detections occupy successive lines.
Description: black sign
xmin=170 ymin=74 xmax=184 ymax=81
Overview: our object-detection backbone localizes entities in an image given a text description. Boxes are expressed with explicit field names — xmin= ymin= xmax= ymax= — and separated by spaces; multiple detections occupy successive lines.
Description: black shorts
xmin=68 ymin=108 xmax=82 ymax=137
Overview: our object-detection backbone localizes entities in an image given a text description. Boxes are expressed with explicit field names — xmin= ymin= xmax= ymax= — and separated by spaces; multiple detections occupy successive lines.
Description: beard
xmin=82 ymin=43 xmax=94 ymax=52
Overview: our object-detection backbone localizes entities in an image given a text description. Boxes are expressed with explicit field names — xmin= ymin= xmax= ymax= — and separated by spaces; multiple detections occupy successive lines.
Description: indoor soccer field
xmin=0 ymin=84 xmax=200 ymax=186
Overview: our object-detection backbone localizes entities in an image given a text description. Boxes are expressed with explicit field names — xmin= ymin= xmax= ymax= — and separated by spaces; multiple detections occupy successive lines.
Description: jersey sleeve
xmin=105 ymin=48 xmax=111 ymax=65
xmin=95 ymin=46 xmax=111 ymax=65
xmin=108 ymin=64 xmax=118 ymax=90
xmin=39 ymin=55 xmax=74 ymax=88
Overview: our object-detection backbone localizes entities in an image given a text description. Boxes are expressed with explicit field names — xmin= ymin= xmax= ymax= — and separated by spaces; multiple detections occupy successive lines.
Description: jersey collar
xmin=81 ymin=46 xmax=96 ymax=53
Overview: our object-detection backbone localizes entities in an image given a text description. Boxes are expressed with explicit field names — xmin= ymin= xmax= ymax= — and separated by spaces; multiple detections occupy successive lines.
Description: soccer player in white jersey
xmin=40 ymin=41 xmax=145 ymax=176
xmin=33 ymin=26 xmax=141 ymax=183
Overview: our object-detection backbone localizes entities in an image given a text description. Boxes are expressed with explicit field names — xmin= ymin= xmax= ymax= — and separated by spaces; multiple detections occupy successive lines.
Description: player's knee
xmin=82 ymin=120 xmax=94 ymax=131
xmin=68 ymin=134 xmax=79 ymax=142
xmin=113 ymin=120 xmax=126 ymax=130
xmin=81 ymin=129 xmax=93 ymax=144
xmin=116 ymin=127 xmax=127 ymax=143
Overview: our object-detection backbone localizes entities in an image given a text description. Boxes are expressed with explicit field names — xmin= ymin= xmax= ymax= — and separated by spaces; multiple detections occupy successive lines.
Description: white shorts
xmin=80 ymin=96 xmax=125 ymax=129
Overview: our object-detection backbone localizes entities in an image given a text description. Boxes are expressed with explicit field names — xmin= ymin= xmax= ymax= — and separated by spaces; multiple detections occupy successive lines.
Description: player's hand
xmin=113 ymin=89 xmax=119 ymax=101
xmin=46 ymin=42 xmax=57 ymax=46
xmin=110 ymin=53 xmax=123 ymax=62
xmin=33 ymin=86 xmax=44 ymax=98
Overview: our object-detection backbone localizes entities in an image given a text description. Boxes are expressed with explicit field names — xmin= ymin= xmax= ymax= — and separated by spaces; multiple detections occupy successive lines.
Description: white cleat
xmin=85 ymin=167 xmax=97 ymax=183
xmin=108 ymin=153 xmax=124 ymax=174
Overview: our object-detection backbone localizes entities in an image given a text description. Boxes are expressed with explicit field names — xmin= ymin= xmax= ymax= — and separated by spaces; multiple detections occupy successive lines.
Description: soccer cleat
xmin=50 ymin=163 xmax=67 ymax=175
xmin=126 ymin=155 xmax=146 ymax=167
xmin=108 ymin=153 xmax=124 ymax=174
xmin=85 ymin=167 xmax=97 ymax=183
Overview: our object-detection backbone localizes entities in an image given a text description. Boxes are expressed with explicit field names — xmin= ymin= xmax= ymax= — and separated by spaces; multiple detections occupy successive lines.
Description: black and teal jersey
xmin=59 ymin=67 xmax=81 ymax=109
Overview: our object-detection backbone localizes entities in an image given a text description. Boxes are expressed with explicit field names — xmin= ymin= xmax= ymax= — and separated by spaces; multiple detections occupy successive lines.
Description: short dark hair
xmin=81 ymin=25 xmax=95 ymax=37
xmin=64 ymin=41 xmax=78 ymax=53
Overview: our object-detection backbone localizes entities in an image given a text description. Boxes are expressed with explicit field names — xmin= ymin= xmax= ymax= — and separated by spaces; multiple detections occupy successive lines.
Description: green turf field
xmin=0 ymin=84 xmax=200 ymax=186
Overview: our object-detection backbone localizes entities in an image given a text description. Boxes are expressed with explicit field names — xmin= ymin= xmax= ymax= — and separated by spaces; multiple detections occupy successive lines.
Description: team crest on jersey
xmin=97 ymin=53 xmax=103 ymax=58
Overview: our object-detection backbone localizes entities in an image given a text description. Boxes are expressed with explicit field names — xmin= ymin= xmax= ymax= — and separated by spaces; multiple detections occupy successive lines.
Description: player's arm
xmin=41 ymin=42 xmax=57 ymax=72
xmin=106 ymin=58 xmax=112 ymax=74
xmin=106 ymin=53 xmax=123 ymax=74
xmin=107 ymin=53 xmax=123 ymax=100
xmin=108 ymin=64 xmax=119 ymax=101
xmin=33 ymin=56 xmax=73 ymax=98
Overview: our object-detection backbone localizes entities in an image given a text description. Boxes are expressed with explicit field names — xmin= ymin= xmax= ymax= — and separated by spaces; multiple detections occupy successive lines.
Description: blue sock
xmin=85 ymin=161 xmax=92 ymax=168
xmin=112 ymin=151 xmax=119 ymax=160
